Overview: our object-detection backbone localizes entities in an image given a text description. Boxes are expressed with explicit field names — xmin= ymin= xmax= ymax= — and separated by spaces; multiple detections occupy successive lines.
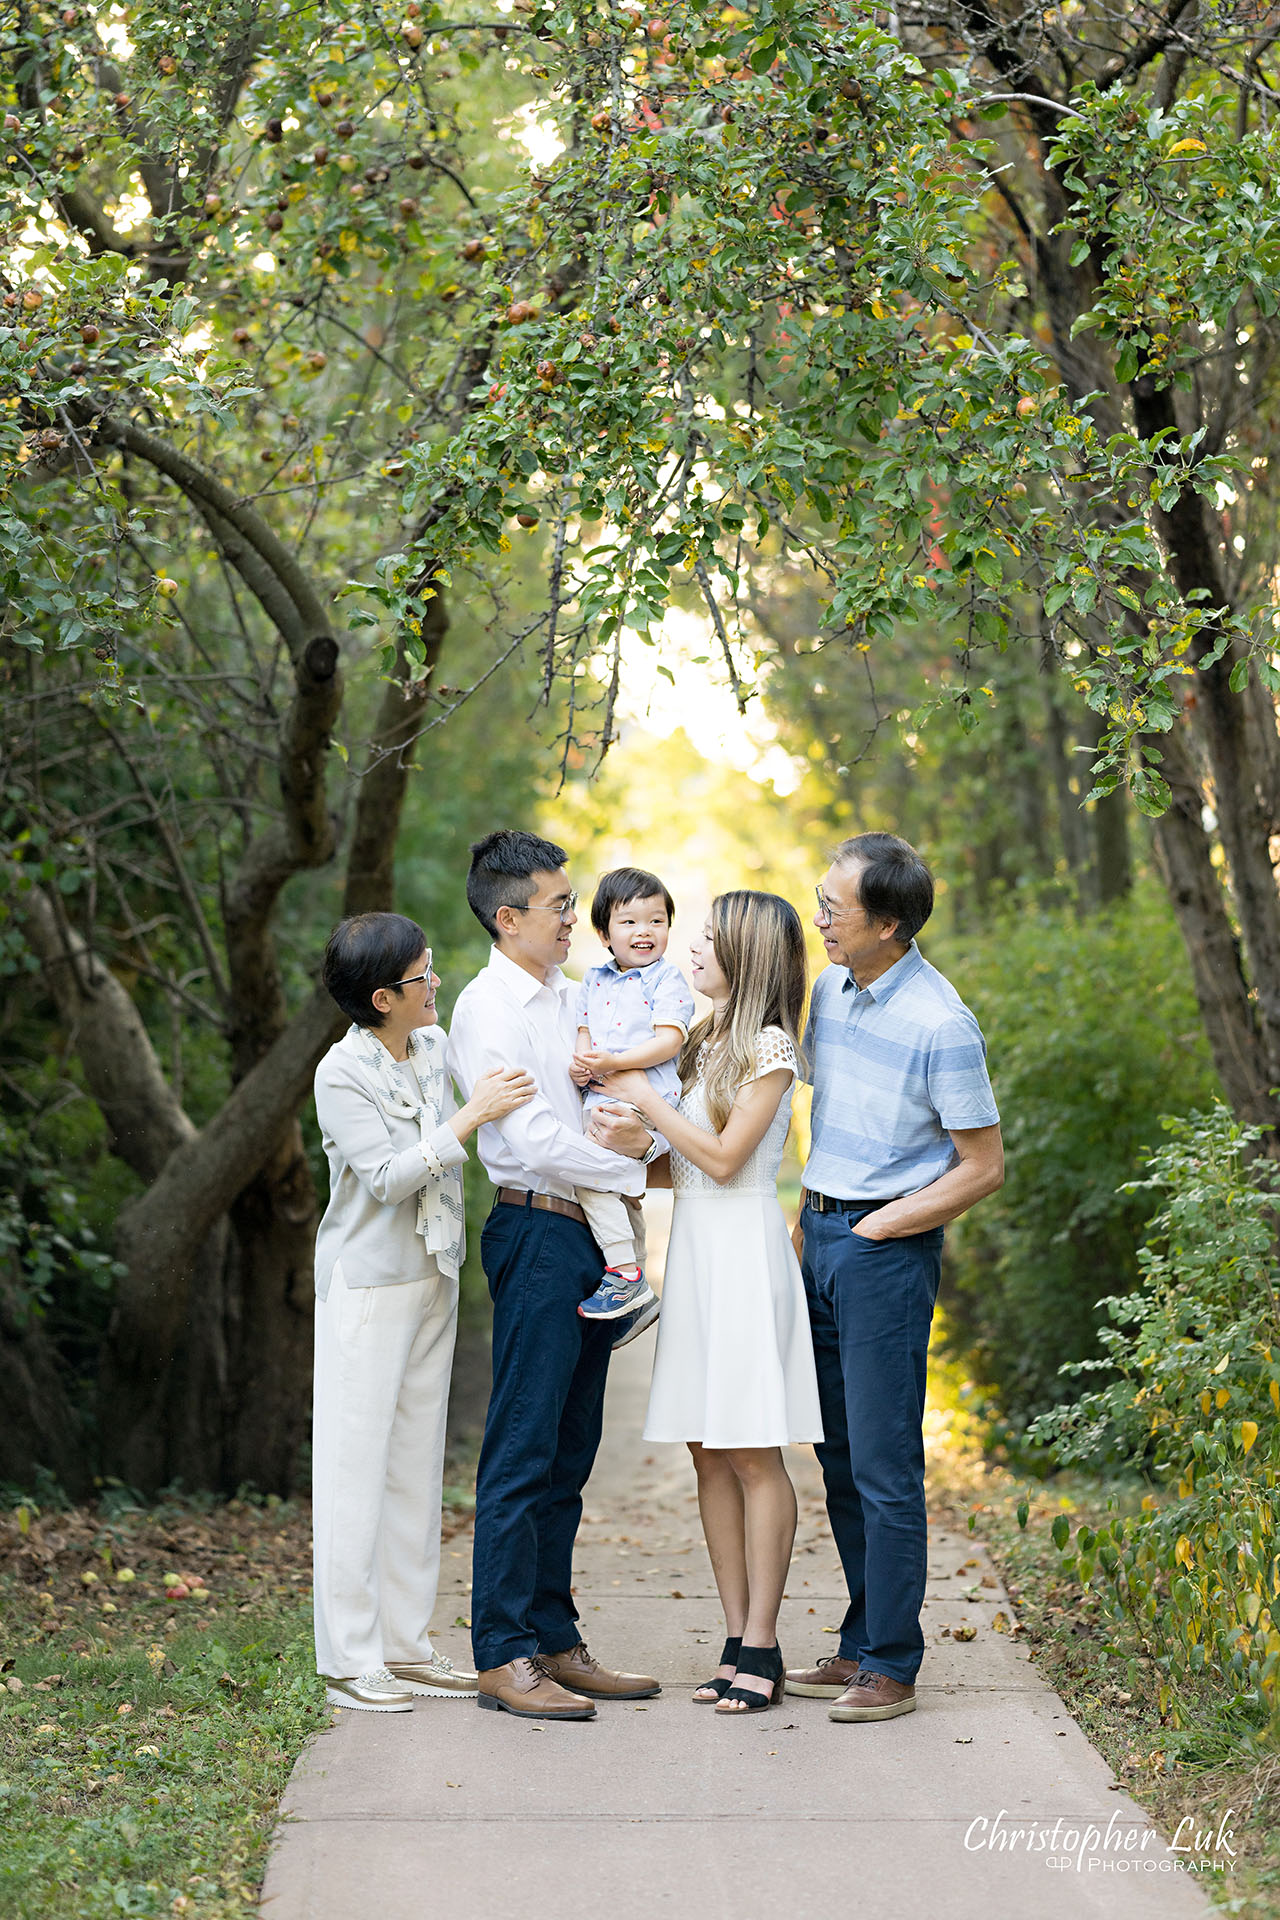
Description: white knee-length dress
xmin=643 ymin=1027 xmax=824 ymax=1448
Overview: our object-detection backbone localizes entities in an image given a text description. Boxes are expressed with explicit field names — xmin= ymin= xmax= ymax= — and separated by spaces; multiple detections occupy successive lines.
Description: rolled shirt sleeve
xmin=448 ymin=989 xmax=644 ymax=1195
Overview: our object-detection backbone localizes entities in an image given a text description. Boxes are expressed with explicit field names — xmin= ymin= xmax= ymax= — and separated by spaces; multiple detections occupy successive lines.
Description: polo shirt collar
xmin=487 ymin=944 xmax=560 ymax=1005
xmin=842 ymin=941 xmax=924 ymax=1002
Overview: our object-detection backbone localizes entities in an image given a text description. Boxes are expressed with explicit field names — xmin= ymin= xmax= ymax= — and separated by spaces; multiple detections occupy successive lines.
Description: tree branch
xmin=9 ymin=870 xmax=195 ymax=1184
xmin=115 ymin=981 xmax=344 ymax=1278
xmin=1099 ymin=0 xmax=1199 ymax=89
xmin=77 ymin=406 xmax=344 ymax=1076
xmin=342 ymin=594 xmax=447 ymax=919
xmin=95 ymin=715 xmax=230 ymax=1005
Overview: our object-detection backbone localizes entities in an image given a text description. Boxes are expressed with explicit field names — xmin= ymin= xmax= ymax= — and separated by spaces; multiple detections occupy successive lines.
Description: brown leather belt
xmin=806 ymin=1190 xmax=902 ymax=1214
xmin=496 ymin=1187 xmax=589 ymax=1226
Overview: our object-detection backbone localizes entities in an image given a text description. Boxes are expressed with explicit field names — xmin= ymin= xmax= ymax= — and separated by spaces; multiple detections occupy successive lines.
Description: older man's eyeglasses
xmin=504 ymin=889 xmax=578 ymax=925
xmin=386 ymin=950 xmax=433 ymax=990
xmin=815 ymin=887 xmax=862 ymax=928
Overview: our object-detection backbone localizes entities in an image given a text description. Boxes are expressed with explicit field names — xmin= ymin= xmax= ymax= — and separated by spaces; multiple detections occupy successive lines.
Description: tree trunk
xmin=1040 ymin=645 xmax=1092 ymax=901
xmin=202 ymin=617 xmax=445 ymax=1494
xmin=222 ymin=1124 xmax=318 ymax=1490
xmin=1083 ymin=709 xmax=1132 ymax=907
xmin=1149 ymin=718 xmax=1277 ymax=1133
xmin=0 ymin=1272 xmax=93 ymax=1498
xmin=1009 ymin=113 xmax=1279 ymax=1128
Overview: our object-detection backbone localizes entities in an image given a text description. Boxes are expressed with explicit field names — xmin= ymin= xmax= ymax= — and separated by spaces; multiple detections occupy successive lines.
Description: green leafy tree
xmin=392 ymin=0 xmax=1280 ymax=1135
xmin=0 ymin=0 xmax=553 ymax=1488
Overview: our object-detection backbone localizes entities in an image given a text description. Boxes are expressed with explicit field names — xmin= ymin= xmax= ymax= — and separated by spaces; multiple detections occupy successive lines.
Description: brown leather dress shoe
xmin=784 ymin=1653 xmax=860 ymax=1699
xmin=476 ymin=1655 xmax=596 ymax=1720
xmin=539 ymin=1641 xmax=660 ymax=1700
xmin=828 ymin=1669 xmax=916 ymax=1722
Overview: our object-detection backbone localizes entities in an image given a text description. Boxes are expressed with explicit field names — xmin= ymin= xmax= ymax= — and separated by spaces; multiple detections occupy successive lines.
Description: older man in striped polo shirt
xmin=786 ymin=833 xmax=1004 ymax=1724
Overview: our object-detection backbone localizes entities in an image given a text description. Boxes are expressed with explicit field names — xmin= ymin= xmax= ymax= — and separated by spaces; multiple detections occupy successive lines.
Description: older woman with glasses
xmin=311 ymin=911 xmax=534 ymax=1713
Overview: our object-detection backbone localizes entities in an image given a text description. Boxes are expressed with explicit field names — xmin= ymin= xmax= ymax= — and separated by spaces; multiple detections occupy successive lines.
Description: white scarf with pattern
xmin=337 ymin=1022 xmax=464 ymax=1281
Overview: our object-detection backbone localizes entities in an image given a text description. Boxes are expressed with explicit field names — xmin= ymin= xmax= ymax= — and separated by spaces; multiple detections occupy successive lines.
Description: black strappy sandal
xmin=715 ymin=1643 xmax=784 ymax=1714
xmin=692 ymin=1635 xmax=742 ymax=1704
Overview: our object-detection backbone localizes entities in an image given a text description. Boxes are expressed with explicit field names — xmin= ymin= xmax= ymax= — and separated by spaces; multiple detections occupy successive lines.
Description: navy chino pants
xmin=469 ymin=1198 xmax=613 ymax=1673
xmin=802 ymin=1202 xmax=943 ymax=1684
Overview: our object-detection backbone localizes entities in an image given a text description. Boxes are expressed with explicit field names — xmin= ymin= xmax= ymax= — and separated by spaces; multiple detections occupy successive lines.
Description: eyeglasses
xmin=504 ymin=889 xmax=578 ymax=925
xmin=815 ymin=887 xmax=859 ymax=928
xmin=386 ymin=950 xmax=433 ymax=990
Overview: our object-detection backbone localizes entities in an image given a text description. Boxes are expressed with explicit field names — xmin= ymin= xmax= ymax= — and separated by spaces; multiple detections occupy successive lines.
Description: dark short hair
xmin=833 ymin=832 xmax=934 ymax=945
xmin=590 ymin=867 xmax=675 ymax=942
xmin=466 ymin=828 xmax=569 ymax=939
xmin=322 ymin=912 xmax=428 ymax=1029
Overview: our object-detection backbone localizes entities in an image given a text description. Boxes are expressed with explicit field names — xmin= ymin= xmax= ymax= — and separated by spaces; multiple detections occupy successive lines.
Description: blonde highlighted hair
xmin=679 ymin=890 xmax=807 ymax=1131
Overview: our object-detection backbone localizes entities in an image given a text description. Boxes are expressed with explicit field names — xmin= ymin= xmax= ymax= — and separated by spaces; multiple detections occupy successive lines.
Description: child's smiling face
xmin=606 ymin=893 xmax=671 ymax=969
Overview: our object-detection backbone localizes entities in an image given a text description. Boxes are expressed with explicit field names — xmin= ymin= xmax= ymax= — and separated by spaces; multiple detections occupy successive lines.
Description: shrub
xmin=939 ymin=886 xmax=1219 ymax=1428
xmin=1029 ymin=1107 xmax=1280 ymax=1736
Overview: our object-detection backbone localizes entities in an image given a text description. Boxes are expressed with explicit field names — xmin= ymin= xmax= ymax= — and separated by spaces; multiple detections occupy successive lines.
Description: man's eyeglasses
xmin=504 ymin=889 xmax=578 ymax=925
xmin=386 ymin=950 xmax=433 ymax=991
xmin=815 ymin=887 xmax=859 ymax=928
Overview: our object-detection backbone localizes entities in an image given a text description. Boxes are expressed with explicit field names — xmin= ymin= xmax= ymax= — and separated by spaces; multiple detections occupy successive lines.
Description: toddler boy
xmin=571 ymin=867 xmax=695 ymax=1322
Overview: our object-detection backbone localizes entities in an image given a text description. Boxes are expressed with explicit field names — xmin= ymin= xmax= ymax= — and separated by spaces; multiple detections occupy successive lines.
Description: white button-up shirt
xmin=448 ymin=946 xmax=645 ymax=1200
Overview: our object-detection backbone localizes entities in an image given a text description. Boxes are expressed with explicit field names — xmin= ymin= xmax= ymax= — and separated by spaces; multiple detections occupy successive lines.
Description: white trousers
xmin=575 ymin=1188 xmax=648 ymax=1268
xmin=311 ymin=1263 xmax=458 ymax=1678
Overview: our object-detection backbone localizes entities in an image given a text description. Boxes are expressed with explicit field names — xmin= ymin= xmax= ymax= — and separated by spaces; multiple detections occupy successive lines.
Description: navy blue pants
xmin=470 ymin=1199 xmax=612 ymax=1673
xmin=802 ymin=1202 xmax=943 ymax=1684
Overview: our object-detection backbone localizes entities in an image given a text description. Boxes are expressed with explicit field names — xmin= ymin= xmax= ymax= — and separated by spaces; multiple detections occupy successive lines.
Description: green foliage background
xmin=938 ymin=886 xmax=1220 ymax=1432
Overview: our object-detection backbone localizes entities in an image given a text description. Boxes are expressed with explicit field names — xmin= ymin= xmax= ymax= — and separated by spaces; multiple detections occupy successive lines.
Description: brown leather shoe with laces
xmin=539 ymin=1641 xmax=660 ymax=1700
xmin=476 ymin=1655 xmax=596 ymax=1719
xmin=784 ymin=1653 xmax=860 ymax=1699
xmin=828 ymin=1669 xmax=916 ymax=1722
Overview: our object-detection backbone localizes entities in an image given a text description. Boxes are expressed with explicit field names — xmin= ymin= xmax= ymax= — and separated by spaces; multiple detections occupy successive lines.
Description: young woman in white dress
xmin=598 ymin=890 xmax=822 ymax=1712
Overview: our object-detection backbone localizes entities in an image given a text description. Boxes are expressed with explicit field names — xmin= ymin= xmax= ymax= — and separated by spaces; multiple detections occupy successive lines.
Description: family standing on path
xmin=309 ymin=828 xmax=1004 ymax=1725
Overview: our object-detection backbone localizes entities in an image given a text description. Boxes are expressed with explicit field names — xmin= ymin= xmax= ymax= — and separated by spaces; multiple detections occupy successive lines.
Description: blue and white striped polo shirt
xmin=802 ymin=944 xmax=999 ymax=1201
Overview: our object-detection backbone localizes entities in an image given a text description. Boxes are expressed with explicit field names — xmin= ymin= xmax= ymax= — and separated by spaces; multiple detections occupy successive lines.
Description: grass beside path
xmin=925 ymin=1372 xmax=1280 ymax=1920
xmin=0 ymin=1489 xmax=473 ymax=1919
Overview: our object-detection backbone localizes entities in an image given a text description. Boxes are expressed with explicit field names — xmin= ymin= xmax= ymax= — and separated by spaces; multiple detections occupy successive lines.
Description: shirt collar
xmin=487 ymin=944 xmax=560 ymax=1005
xmin=602 ymin=955 xmax=658 ymax=979
xmin=842 ymin=941 xmax=924 ymax=1003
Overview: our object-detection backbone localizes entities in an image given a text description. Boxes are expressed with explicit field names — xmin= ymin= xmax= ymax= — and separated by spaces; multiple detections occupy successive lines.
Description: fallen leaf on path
xmin=992 ymin=1612 xmax=1010 ymax=1633
xmin=955 ymin=1737 xmax=973 ymax=1744
xmin=951 ymin=1625 xmax=978 ymax=1642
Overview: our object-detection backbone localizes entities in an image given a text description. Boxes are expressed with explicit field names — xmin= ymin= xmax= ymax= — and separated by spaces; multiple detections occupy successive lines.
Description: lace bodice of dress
xmin=670 ymin=1026 xmax=797 ymax=1195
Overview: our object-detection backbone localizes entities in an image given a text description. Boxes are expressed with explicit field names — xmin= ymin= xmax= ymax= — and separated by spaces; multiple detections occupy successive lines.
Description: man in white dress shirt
xmin=449 ymin=830 xmax=663 ymax=1720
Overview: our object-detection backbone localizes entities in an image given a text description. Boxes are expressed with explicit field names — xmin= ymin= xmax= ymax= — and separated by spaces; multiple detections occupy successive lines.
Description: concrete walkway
xmin=261 ymin=1199 xmax=1214 ymax=1920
